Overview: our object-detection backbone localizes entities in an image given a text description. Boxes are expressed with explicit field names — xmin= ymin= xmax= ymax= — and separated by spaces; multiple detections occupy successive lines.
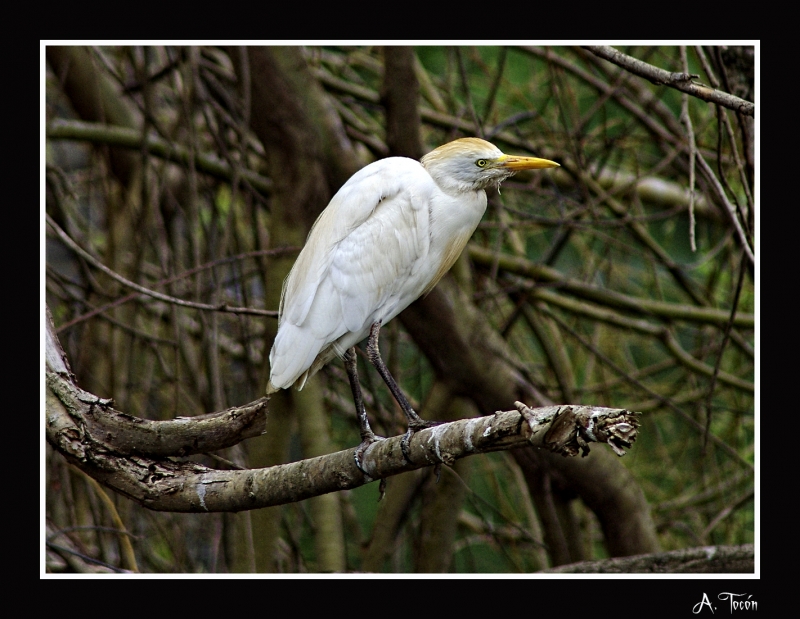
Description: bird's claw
xmin=354 ymin=433 xmax=385 ymax=476
xmin=400 ymin=419 xmax=443 ymax=465
xmin=400 ymin=430 xmax=414 ymax=465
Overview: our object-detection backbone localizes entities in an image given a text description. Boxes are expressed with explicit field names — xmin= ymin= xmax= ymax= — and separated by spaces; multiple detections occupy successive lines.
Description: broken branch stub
xmin=515 ymin=402 xmax=640 ymax=457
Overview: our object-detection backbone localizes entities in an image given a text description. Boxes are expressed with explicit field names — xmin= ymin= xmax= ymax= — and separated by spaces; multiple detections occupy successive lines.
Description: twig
xmin=46 ymin=541 xmax=132 ymax=574
xmin=75 ymin=467 xmax=139 ymax=572
xmin=467 ymin=244 xmax=754 ymax=329
xmin=679 ymin=46 xmax=698 ymax=252
xmin=46 ymin=214 xmax=277 ymax=318
xmin=694 ymin=46 xmax=754 ymax=211
xmin=703 ymin=251 xmax=749 ymax=452
xmin=583 ymin=46 xmax=754 ymax=117
xmin=537 ymin=305 xmax=752 ymax=471
xmin=695 ymin=154 xmax=755 ymax=264
xmin=56 ymin=247 xmax=295 ymax=332
xmin=700 ymin=489 xmax=755 ymax=541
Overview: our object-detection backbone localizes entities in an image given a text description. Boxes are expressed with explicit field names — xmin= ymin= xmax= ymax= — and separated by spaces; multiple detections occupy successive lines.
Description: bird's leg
xmin=344 ymin=347 xmax=383 ymax=474
xmin=366 ymin=321 xmax=440 ymax=463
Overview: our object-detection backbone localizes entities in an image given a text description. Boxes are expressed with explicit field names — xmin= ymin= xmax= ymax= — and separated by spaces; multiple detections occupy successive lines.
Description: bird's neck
xmin=432 ymin=175 xmax=482 ymax=197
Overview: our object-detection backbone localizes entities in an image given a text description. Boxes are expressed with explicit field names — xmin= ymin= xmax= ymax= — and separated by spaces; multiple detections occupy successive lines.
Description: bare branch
xmin=583 ymin=46 xmax=754 ymax=117
xmin=695 ymin=154 xmax=756 ymax=263
xmin=46 ymin=328 xmax=637 ymax=514
xmin=46 ymin=370 xmax=268 ymax=457
xmin=467 ymin=244 xmax=754 ymax=329
xmin=46 ymin=394 xmax=640 ymax=513
xmin=519 ymin=285 xmax=753 ymax=394
xmin=55 ymin=247 xmax=296 ymax=333
xmin=46 ymin=214 xmax=277 ymax=318
xmin=46 ymin=119 xmax=274 ymax=194
xmin=542 ymin=544 xmax=754 ymax=573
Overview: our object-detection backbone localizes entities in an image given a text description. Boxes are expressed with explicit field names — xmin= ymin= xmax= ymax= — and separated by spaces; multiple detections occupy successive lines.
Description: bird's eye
xmin=476 ymin=159 xmax=487 ymax=168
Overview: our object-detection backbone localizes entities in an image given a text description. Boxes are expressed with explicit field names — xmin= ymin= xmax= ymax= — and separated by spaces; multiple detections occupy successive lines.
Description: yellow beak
xmin=498 ymin=154 xmax=560 ymax=170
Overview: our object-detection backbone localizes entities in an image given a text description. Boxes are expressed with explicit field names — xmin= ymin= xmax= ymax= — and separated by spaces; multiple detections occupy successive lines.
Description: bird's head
xmin=421 ymin=137 xmax=559 ymax=193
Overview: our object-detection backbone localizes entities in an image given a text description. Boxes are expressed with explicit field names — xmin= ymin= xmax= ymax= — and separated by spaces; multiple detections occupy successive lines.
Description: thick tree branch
xmin=45 ymin=312 xmax=268 ymax=456
xmin=46 ymin=303 xmax=640 ymax=514
xmin=46 ymin=383 xmax=640 ymax=513
xmin=47 ymin=371 xmax=268 ymax=457
xmin=542 ymin=544 xmax=754 ymax=573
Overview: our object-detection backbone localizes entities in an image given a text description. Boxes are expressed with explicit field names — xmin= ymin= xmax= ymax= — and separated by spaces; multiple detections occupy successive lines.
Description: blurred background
xmin=44 ymin=45 xmax=755 ymax=573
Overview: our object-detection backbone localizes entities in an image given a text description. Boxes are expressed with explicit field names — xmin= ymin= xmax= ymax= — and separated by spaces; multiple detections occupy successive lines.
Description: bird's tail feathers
xmin=268 ymin=323 xmax=328 ymax=392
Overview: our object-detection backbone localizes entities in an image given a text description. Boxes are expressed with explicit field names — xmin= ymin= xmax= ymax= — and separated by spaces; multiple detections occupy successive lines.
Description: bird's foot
xmin=354 ymin=432 xmax=385 ymax=476
xmin=400 ymin=418 xmax=443 ymax=465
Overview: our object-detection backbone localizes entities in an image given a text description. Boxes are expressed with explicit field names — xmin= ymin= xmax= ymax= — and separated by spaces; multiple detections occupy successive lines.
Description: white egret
xmin=267 ymin=137 xmax=559 ymax=468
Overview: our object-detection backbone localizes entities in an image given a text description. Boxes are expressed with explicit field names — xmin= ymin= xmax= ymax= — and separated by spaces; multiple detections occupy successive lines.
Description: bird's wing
xmin=270 ymin=158 xmax=435 ymax=389
xmin=327 ymin=178 xmax=432 ymax=333
xmin=282 ymin=157 xmax=431 ymax=329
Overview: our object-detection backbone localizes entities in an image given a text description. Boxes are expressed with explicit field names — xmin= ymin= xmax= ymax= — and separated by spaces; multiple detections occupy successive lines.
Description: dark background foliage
xmin=45 ymin=45 xmax=755 ymax=574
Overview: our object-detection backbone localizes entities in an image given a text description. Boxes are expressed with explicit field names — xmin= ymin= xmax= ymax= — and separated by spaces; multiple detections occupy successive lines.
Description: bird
xmin=266 ymin=137 xmax=559 ymax=470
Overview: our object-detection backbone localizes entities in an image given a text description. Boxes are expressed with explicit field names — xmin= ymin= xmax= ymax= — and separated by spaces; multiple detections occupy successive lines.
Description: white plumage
xmin=267 ymin=138 xmax=559 ymax=403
